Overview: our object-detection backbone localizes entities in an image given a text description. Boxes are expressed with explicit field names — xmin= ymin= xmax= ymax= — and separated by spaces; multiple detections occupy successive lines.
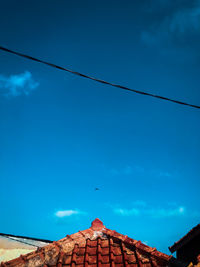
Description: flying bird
xmin=95 ymin=188 xmax=100 ymax=191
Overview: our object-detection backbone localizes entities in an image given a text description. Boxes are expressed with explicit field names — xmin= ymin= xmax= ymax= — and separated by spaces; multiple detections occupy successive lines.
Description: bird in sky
xmin=95 ymin=188 xmax=100 ymax=191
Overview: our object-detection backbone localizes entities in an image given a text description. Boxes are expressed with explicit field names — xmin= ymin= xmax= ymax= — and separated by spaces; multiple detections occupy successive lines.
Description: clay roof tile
xmin=3 ymin=218 xmax=180 ymax=267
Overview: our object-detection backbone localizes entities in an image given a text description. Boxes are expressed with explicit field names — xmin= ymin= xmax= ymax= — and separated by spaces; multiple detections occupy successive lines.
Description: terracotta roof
xmin=1 ymin=219 xmax=183 ymax=267
xmin=169 ymin=224 xmax=200 ymax=253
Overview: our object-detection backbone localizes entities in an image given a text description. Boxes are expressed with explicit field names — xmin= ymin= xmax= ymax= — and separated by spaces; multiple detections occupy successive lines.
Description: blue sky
xmin=0 ymin=0 xmax=200 ymax=254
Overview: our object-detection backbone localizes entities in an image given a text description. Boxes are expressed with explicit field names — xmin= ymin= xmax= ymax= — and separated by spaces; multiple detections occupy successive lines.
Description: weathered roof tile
xmin=1 ymin=218 xmax=181 ymax=267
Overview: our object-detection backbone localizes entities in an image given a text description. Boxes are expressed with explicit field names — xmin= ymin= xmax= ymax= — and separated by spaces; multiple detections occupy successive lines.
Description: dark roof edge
xmin=169 ymin=256 xmax=188 ymax=267
xmin=0 ymin=232 xmax=53 ymax=243
xmin=169 ymin=224 xmax=200 ymax=253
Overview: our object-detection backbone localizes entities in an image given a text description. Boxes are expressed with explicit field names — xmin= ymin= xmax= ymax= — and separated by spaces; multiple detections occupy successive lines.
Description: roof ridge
xmin=1 ymin=226 xmax=96 ymax=266
xmin=103 ymin=227 xmax=172 ymax=262
xmin=1 ymin=219 xmax=178 ymax=267
xmin=1 ymin=238 xmax=71 ymax=266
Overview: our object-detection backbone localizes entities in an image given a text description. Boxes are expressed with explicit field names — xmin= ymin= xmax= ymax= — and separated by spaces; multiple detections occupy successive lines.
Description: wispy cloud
xmin=141 ymin=0 xmax=200 ymax=46
xmin=109 ymin=165 xmax=144 ymax=177
xmin=169 ymin=1 xmax=200 ymax=34
xmin=112 ymin=201 xmax=199 ymax=218
xmin=109 ymin=166 xmax=133 ymax=176
xmin=159 ymin=171 xmax=171 ymax=178
xmin=55 ymin=209 xmax=86 ymax=218
xmin=145 ymin=206 xmax=185 ymax=218
xmin=109 ymin=164 xmax=173 ymax=179
xmin=0 ymin=71 xmax=39 ymax=97
xmin=114 ymin=208 xmax=140 ymax=216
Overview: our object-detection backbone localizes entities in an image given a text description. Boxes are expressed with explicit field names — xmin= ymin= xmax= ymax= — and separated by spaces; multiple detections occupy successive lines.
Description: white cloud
xmin=141 ymin=0 xmax=200 ymax=45
xmin=0 ymin=71 xmax=39 ymax=97
xmin=110 ymin=168 xmax=120 ymax=176
xmin=112 ymin=203 xmax=189 ymax=218
xmin=169 ymin=4 xmax=200 ymax=34
xmin=123 ymin=166 xmax=133 ymax=175
xmin=109 ymin=165 xmax=173 ymax=180
xmin=145 ymin=206 xmax=185 ymax=218
xmin=109 ymin=166 xmax=133 ymax=176
xmin=114 ymin=208 xmax=140 ymax=216
xmin=55 ymin=209 xmax=86 ymax=218
xmin=159 ymin=171 xmax=171 ymax=178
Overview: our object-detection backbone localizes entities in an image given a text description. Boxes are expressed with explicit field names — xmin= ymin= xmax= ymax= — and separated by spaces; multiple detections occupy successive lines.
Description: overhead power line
xmin=0 ymin=233 xmax=52 ymax=247
xmin=0 ymin=45 xmax=199 ymax=110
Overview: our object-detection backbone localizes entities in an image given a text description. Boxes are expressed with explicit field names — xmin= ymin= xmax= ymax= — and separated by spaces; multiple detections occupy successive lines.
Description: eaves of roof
xmin=1 ymin=218 xmax=185 ymax=267
xmin=169 ymin=224 xmax=200 ymax=253
xmin=0 ymin=233 xmax=53 ymax=244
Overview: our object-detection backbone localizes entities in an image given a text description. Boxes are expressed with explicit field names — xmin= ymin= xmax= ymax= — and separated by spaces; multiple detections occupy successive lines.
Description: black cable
xmin=0 ymin=45 xmax=199 ymax=110
xmin=0 ymin=232 xmax=52 ymax=243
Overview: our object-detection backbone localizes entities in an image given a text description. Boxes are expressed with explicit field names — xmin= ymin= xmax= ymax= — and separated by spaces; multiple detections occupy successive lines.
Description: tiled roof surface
xmin=169 ymin=224 xmax=200 ymax=253
xmin=1 ymin=219 xmax=181 ymax=267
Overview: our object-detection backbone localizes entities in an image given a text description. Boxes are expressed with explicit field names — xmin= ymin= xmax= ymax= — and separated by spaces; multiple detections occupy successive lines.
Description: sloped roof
xmin=0 ymin=233 xmax=52 ymax=263
xmin=1 ymin=219 xmax=183 ymax=267
xmin=0 ymin=233 xmax=52 ymax=248
xmin=169 ymin=224 xmax=200 ymax=253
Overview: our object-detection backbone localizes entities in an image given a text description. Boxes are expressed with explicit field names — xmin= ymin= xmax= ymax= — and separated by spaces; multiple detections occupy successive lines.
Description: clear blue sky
xmin=0 ymin=0 xmax=199 ymax=254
